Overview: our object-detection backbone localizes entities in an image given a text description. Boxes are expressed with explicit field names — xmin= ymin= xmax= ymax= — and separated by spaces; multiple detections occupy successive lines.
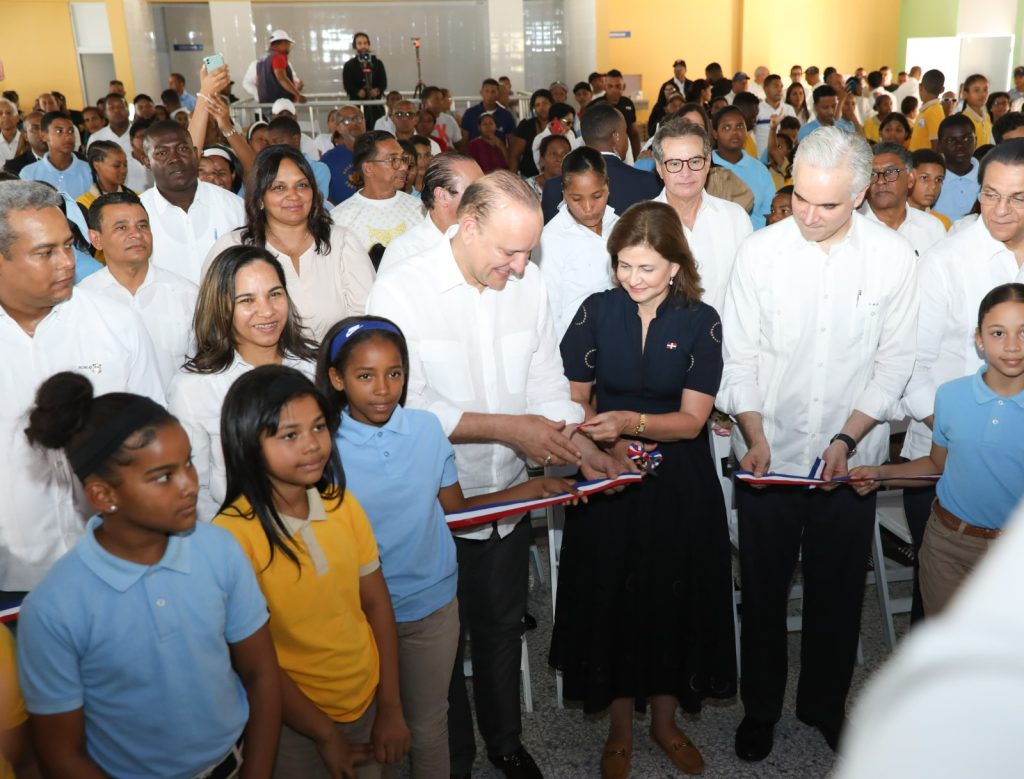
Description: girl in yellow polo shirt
xmin=215 ymin=364 xmax=409 ymax=779
xmin=0 ymin=625 xmax=38 ymax=779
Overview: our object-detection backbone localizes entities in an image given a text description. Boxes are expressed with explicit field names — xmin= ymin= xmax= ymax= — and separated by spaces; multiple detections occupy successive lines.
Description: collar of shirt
xmin=552 ymin=202 xmax=618 ymax=235
xmin=91 ymin=263 xmax=157 ymax=294
xmin=973 ymin=365 xmax=1024 ymax=408
xmin=433 ymin=225 xmax=473 ymax=293
xmin=795 ymin=208 xmax=861 ymax=252
xmin=654 ymin=187 xmax=712 ymax=219
xmin=947 ymin=157 xmax=980 ymax=181
xmin=150 ymin=179 xmax=210 ymax=215
xmin=862 ymin=202 xmax=911 ymax=230
xmin=341 ymin=404 xmax=413 ymax=444
xmin=277 ymin=487 xmax=328 ymax=534
xmin=964 ymin=211 xmax=1014 ymax=259
xmin=77 ymin=514 xmax=191 ymax=592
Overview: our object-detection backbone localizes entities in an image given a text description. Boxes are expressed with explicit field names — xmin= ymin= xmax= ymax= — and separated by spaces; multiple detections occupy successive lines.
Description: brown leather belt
xmin=933 ymin=500 xmax=1001 ymax=540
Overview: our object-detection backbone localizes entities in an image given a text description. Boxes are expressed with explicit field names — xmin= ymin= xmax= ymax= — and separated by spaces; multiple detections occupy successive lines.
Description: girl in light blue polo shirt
xmin=853 ymin=283 xmax=1024 ymax=615
xmin=315 ymin=316 xmax=576 ymax=778
xmin=15 ymin=372 xmax=280 ymax=779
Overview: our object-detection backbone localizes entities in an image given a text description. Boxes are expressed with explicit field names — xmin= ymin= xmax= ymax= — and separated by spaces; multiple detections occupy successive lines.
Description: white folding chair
xmin=462 ymin=635 xmax=534 ymax=713
xmin=869 ymin=489 xmax=915 ymax=651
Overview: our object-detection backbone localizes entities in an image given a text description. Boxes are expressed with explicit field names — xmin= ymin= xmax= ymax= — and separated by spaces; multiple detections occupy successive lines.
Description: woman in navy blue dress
xmin=549 ymin=201 xmax=736 ymax=778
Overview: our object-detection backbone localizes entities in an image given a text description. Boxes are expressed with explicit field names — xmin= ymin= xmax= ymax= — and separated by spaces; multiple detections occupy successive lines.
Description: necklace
xmin=267 ymin=227 xmax=314 ymax=259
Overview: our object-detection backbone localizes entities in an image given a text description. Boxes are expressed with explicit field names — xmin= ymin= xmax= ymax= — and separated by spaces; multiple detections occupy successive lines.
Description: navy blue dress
xmin=548 ymin=286 xmax=737 ymax=714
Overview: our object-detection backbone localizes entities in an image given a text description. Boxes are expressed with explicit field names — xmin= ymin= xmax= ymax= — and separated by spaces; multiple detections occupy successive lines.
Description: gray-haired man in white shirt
xmin=368 ymin=170 xmax=624 ymax=778
xmin=0 ymin=182 xmax=164 ymax=596
xmin=719 ymin=128 xmax=918 ymax=761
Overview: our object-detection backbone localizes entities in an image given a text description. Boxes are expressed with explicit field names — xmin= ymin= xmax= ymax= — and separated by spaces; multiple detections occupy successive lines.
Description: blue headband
xmin=328 ymin=320 xmax=403 ymax=362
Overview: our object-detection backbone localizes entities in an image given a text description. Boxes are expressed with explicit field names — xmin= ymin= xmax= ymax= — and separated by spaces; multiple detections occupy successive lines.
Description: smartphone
xmin=203 ymin=53 xmax=225 ymax=73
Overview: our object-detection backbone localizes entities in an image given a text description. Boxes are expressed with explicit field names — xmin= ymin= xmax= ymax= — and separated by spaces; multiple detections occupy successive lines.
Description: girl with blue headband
xmin=315 ymin=315 xmax=578 ymax=778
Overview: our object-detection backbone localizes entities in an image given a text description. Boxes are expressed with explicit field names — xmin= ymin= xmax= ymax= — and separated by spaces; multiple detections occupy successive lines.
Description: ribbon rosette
xmin=627 ymin=442 xmax=663 ymax=473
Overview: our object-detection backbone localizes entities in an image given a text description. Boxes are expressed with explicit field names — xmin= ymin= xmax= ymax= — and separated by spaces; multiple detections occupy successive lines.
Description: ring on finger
xmin=543 ymin=454 xmax=553 ymax=467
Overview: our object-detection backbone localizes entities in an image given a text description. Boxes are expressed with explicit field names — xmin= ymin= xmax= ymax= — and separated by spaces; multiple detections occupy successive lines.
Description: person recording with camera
xmin=343 ymin=32 xmax=388 ymax=129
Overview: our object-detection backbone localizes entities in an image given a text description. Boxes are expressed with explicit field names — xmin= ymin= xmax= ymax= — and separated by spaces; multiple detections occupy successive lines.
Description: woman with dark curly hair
xmin=204 ymin=144 xmax=375 ymax=340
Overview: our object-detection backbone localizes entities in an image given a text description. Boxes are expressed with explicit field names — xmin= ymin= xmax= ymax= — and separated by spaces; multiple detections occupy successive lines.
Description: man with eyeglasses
xmin=720 ymin=128 xmax=918 ymax=761
xmin=322 ymin=105 xmax=366 ymax=205
xmin=933 ymin=114 xmax=980 ymax=223
xmin=910 ymin=69 xmax=947 ymax=153
xmin=901 ymin=139 xmax=1024 ymax=624
xmin=652 ymin=119 xmax=751 ymax=314
xmin=329 ymin=130 xmax=424 ymax=267
xmin=391 ymin=99 xmax=441 ymax=155
xmin=862 ymin=143 xmax=945 ymax=255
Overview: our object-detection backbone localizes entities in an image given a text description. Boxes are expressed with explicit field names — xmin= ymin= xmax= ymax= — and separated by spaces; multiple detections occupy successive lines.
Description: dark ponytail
xmin=25 ymin=372 xmax=173 ymax=482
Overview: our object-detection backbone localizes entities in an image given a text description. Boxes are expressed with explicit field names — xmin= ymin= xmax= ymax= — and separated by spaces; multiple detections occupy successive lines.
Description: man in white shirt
xmin=85 ymin=93 xmax=149 ymax=193
xmin=862 ymin=143 xmax=946 ymax=256
xmin=139 ymin=121 xmax=245 ymax=284
xmin=81 ymin=192 xmax=197 ymax=389
xmin=898 ymin=139 xmax=1024 ymax=621
xmin=378 ymin=152 xmax=482 ymax=276
xmin=754 ymin=74 xmax=797 ymax=156
xmin=0 ymin=99 xmax=21 ymax=166
xmin=367 ymin=170 xmax=623 ymax=779
xmin=652 ymin=119 xmax=753 ymax=314
xmin=0 ymin=181 xmax=164 ymax=594
xmin=719 ymin=128 xmax=918 ymax=761
xmin=749 ymin=66 xmax=769 ymax=100
xmin=330 ymin=130 xmax=424 ymax=265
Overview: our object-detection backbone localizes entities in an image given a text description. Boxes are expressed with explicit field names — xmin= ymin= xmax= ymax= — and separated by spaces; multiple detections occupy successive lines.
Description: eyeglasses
xmin=367 ymin=155 xmax=412 ymax=169
xmin=941 ymin=97 xmax=958 ymax=104
xmin=979 ymin=189 xmax=1024 ymax=209
xmin=869 ymin=167 xmax=904 ymax=183
xmin=662 ymin=156 xmax=707 ymax=173
xmin=393 ymin=111 xmax=417 ymax=119
xmin=338 ymin=116 xmax=364 ymax=125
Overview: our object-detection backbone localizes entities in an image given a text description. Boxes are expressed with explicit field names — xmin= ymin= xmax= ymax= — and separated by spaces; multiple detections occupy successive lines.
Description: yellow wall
xmin=0 ymin=0 xmax=90 ymax=108
xmin=597 ymin=0 xmax=900 ymax=120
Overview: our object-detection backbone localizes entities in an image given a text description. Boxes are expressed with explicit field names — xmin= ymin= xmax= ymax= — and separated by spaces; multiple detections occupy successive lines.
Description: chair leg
xmin=521 ymin=634 xmax=533 ymax=713
xmin=873 ymin=515 xmax=898 ymax=652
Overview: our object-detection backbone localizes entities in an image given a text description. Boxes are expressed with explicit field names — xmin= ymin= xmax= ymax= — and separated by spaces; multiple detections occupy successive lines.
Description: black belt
xmin=195 ymin=737 xmax=243 ymax=779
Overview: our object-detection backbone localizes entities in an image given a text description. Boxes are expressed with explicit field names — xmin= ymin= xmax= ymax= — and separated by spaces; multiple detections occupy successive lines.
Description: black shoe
xmin=523 ymin=612 xmax=538 ymax=631
xmin=489 ymin=745 xmax=543 ymax=778
xmin=735 ymin=716 xmax=775 ymax=761
xmin=796 ymin=709 xmax=842 ymax=752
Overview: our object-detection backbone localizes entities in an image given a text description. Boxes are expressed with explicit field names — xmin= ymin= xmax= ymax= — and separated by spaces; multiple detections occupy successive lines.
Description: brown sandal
xmin=651 ymin=727 xmax=705 ymax=775
xmin=600 ymin=742 xmax=632 ymax=779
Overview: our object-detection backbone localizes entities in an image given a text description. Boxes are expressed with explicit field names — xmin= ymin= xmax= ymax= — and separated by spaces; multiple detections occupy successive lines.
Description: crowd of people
xmin=1 ymin=24 xmax=1024 ymax=779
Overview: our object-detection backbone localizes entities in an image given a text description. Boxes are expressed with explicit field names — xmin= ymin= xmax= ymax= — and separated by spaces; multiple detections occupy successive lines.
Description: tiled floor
xmin=396 ymin=530 xmax=912 ymax=779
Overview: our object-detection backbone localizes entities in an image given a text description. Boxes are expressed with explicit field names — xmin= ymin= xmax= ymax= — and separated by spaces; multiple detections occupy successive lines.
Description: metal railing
xmin=229 ymin=92 xmax=533 ymax=136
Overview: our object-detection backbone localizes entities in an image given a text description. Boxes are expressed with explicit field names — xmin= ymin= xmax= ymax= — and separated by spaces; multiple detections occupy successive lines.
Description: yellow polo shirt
xmin=863 ymin=115 xmax=881 ymax=143
xmin=215 ymin=489 xmax=381 ymax=723
xmin=909 ymin=101 xmax=945 ymax=151
xmin=0 ymin=626 xmax=27 ymax=779
xmin=963 ymin=107 xmax=993 ymax=146
xmin=743 ymin=131 xmax=758 ymax=158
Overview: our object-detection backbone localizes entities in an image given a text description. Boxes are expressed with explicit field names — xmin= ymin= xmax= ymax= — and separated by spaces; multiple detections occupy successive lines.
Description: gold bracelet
xmin=633 ymin=412 xmax=647 ymax=437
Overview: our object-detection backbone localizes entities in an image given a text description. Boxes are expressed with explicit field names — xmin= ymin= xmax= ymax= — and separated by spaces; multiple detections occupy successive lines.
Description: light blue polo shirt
xmin=797 ymin=117 xmax=856 ymax=142
xmin=337 ymin=405 xmax=458 ymax=622
xmin=20 ymin=153 xmax=93 ymax=199
xmin=933 ymin=157 xmax=980 ymax=223
xmin=712 ymin=150 xmax=776 ymax=229
xmin=934 ymin=367 xmax=1024 ymax=530
xmin=16 ymin=518 xmax=268 ymax=779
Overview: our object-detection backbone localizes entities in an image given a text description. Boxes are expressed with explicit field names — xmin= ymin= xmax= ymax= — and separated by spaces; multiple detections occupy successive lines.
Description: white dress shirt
xmin=718 ymin=213 xmax=919 ymax=474
xmin=533 ymin=203 xmax=618 ymax=340
xmin=0 ymin=288 xmax=164 ymax=590
xmin=377 ymin=214 xmax=444 ymax=277
xmin=77 ymin=264 xmax=197 ymax=389
xmin=204 ymin=225 xmax=376 ymax=341
xmin=861 ymin=203 xmax=947 ymax=257
xmin=166 ymin=352 xmax=315 ymax=522
xmin=901 ymin=216 xmax=1024 ymax=458
xmin=86 ymin=125 xmax=150 ymax=193
xmin=140 ymin=182 xmax=245 ymax=284
xmin=654 ymin=188 xmax=753 ymax=316
xmin=754 ymin=101 xmax=797 ymax=157
xmin=366 ymin=228 xmax=584 ymax=539
xmin=0 ymin=130 xmax=21 ymax=165
xmin=330 ymin=190 xmax=425 ymax=255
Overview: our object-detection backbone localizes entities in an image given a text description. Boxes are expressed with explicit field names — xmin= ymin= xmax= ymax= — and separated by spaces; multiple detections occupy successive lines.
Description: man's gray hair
xmin=794 ymin=127 xmax=873 ymax=197
xmin=457 ymin=169 xmax=539 ymax=223
xmin=652 ymin=119 xmax=712 ymax=163
xmin=0 ymin=181 xmax=62 ymax=257
xmin=422 ymin=152 xmax=474 ymax=211
xmin=0 ymin=98 xmax=17 ymax=115
xmin=872 ymin=142 xmax=913 ymax=169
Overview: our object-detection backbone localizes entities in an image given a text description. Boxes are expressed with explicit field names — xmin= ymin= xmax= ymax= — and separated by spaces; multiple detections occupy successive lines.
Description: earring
xmin=108 ymin=505 xmax=117 ymax=513
xmin=669 ymin=276 xmax=677 ymax=284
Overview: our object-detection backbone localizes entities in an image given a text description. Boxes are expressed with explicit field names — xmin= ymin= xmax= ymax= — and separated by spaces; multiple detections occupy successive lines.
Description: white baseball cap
xmin=270 ymin=29 xmax=294 ymax=43
xmin=271 ymin=98 xmax=296 ymax=116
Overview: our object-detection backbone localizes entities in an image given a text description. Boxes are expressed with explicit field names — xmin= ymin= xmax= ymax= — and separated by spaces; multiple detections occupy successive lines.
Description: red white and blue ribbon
xmin=735 ymin=458 xmax=940 ymax=487
xmin=0 ymin=605 xmax=20 ymax=624
xmin=445 ymin=473 xmax=643 ymax=530
xmin=627 ymin=442 xmax=663 ymax=474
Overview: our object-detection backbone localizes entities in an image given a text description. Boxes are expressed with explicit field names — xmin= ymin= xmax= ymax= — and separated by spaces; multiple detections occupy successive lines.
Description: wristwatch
xmin=634 ymin=413 xmax=647 ymax=437
xmin=829 ymin=433 xmax=857 ymax=456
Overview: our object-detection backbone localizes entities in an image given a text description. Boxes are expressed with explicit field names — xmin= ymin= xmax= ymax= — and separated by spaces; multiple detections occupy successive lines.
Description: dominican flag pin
xmin=666 ymin=342 xmax=678 ymax=350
